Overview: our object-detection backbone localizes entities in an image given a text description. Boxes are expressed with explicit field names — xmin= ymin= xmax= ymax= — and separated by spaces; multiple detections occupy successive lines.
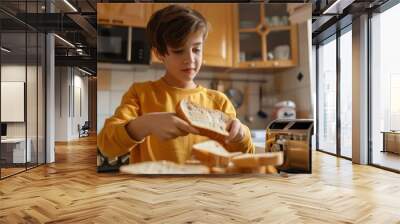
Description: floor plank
xmin=0 ymin=136 xmax=400 ymax=223
xmin=372 ymin=151 xmax=400 ymax=171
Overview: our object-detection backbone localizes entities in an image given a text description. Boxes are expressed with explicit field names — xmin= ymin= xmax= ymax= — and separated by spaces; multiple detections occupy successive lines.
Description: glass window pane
xmin=318 ymin=37 xmax=337 ymax=154
xmin=371 ymin=3 xmax=400 ymax=171
xmin=27 ymin=31 xmax=38 ymax=169
xmin=266 ymin=30 xmax=291 ymax=61
xmin=1 ymin=0 xmax=46 ymax=179
xmin=238 ymin=4 xmax=260 ymax=29
xmin=239 ymin=33 xmax=262 ymax=61
xmin=264 ymin=4 xmax=289 ymax=27
xmin=1 ymin=31 xmax=27 ymax=177
xmin=340 ymin=29 xmax=352 ymax=158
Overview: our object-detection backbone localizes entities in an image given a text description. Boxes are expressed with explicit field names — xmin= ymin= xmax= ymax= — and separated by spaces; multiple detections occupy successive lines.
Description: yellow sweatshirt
xmin=97 ymin=78 xmax=255 ymax=164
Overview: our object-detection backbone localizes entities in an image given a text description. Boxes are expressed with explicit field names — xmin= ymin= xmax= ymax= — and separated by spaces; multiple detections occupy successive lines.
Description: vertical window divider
xmin=68 ymin=68 xmax=71 ymax=118
xmin=36 ymin=0 xmax=39 ymax=167
xmin=336 ymin=28 xmax=341 ymax=157
xmin=73 ymin=68 xmax=75 ymax=118
xmin=367 ymin=10 xmax=373 ymax=165
xmin=25 ymin=0 xmax=28 ymax=171
xmin=316 ymin=44 xmax=320 ymax=151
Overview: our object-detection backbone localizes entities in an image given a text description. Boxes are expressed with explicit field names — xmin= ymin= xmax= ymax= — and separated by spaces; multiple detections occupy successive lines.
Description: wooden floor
xmin=372 ymin=150 xmax=400 ymax=171
xmin=1 ymin=136 xmax=400 ymax=223
xmin=1 ymin=167 xmax=26 ymax=178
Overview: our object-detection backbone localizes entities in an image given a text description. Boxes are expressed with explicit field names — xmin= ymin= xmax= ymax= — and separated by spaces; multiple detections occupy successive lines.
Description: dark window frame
xmin=314 ymin=22 xmax=352 ymax=161
xmin=0 ymin=0 xmax=47 ymax=180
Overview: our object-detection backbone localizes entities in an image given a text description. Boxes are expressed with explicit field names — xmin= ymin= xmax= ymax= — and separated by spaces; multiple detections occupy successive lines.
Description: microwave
xmin=98 ymin=25 xmax=151 ymax=64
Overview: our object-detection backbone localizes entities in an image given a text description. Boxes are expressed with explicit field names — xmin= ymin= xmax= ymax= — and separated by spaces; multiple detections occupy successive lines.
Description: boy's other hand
xmin=225 ymin=118 xmax=245 ymax=144
xmin=146 ymin=112 xmax=200 ymax=141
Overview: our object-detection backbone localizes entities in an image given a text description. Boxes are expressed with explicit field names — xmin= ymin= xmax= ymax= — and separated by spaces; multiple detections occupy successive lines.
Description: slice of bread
xmin=176 ymin=99 xmax=231 ymax=142
xmin=191 ymin=140 xmax=242 ymax=167
xmin=120 ymin=160 xmax=210 ymax=174
xmin=231 ymin=152 xmax=284 ymax=168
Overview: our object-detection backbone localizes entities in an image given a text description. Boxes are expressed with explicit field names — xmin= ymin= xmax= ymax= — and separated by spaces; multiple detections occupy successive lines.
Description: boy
xmin=98 ymin=5 xmax=254 ymax=164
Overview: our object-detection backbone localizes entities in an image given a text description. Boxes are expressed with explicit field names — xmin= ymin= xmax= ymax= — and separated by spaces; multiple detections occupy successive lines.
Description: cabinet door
xmin=233 ymin=3 xmax=298 ymax=69
xmin=119 ymin=4 xmax=152 ymax=27
xmin=265 ymin=25 xmax=298 ymax=68
xmin=97 ymin=3 xmax=113 ymax=25
xmin=97 ymin=3 xmax=152 ymax=27
xmin=194 ymin=4 xmax=233 ymax=67
xmin=152 ymin=3 xmax=194 ymax=12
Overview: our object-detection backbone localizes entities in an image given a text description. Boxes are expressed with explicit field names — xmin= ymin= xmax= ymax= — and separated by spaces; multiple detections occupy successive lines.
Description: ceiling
xmin=311 ymin=0 xmax=390 ymax=43
xmin=0 ymin=0 xmax=97 ymax=74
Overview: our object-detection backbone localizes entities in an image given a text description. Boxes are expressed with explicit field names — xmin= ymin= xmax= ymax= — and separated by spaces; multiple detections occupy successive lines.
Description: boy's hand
xmin=225 ymin=118 xmax=245 ymax=144
xmin=145 ymin=112 xmax=200 ymax=141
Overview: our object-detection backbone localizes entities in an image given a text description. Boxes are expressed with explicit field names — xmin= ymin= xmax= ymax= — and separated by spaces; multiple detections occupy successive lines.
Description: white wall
xmin=1 ymin=65 xmax=37 ymax=137
xmin=54 ymin=67 xmax=89 ymax=141
xmin=275 ymin=20 xmax=313 ymax=119
xmin=1 ymin=64 xmax=46 ymax=163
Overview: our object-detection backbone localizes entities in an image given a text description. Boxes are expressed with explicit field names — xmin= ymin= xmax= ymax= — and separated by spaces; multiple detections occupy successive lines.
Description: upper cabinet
xmin=97 ymin=3 xmax=152 ymax=27
xmin=233 ymin=3 xmax=298 ymax=69
xmin=194 ymin=4 xmax=233 ymax=67
xmin=97 ymin=3 xmax=299 ymax=70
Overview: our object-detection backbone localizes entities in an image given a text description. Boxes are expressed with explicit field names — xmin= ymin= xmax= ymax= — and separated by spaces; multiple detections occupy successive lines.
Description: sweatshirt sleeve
xmin=219 ymin=95 xmax=255 ymax=154
xmin=97 ymin=84 xmax=145 ymax=159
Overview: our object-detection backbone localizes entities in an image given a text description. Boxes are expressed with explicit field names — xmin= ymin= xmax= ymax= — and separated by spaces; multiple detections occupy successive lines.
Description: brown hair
xmin=146 ymin=4 xmax=209 ymax=56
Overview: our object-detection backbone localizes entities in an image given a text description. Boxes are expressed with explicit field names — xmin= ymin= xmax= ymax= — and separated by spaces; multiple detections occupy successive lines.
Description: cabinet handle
xmin=98 ymin=19 xmax=110 ymax=23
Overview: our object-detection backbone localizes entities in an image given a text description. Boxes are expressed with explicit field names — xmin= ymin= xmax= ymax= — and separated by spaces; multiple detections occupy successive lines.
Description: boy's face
xmin=157 ymin=30 xmax=204 ymax=85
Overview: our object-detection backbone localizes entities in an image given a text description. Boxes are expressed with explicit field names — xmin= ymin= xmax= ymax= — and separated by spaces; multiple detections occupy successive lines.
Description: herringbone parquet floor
xmin=1 ymin=136 xmax=400 ymax=223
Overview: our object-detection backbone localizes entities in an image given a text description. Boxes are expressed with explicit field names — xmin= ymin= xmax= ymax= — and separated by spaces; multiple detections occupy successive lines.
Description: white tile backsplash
xmin=110 ymin=70 xmax=133 ymax=91
xmin=110 ymin=91 xmax=125 ymax=113
xmin=133 ymin=66 xmax=160 ymax=82
xmin=97 ymin=91 xmax=110 ymax=115
xmin=97 ymin=114 xmax=107 ymax=133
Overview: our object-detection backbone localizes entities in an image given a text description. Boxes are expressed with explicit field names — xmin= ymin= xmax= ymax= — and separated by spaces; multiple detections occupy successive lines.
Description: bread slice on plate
xmin=231 ymin=152 xmax=284 ymax=168
xmin=191 ymin=140 xmax=242 ymax=167
xmin=120 ymin=161 xmax=210 ymax=174
xmin=176 ymin=99 xmax=232 ymax=142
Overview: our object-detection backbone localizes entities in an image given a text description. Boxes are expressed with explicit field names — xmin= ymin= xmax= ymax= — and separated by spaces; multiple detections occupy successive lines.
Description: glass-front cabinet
xmin=234 ymin=3 xmax=298 ymax=69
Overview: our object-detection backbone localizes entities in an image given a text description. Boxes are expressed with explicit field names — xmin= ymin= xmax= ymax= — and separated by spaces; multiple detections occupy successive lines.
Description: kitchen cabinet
xmin=150 ymin=4 xmax=233 ymax=67
xmin=151 ymin=3 xmax=194 ymax=12
xmin=232 ymin=3 xmax=298 ymax=69
xmin=194 ymin=4 xmax=233 ymax=67
xmin=97 ymin=3 xmax=298 ymax=70
xmin=97 ymin=3 xmax=152 ymax=27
